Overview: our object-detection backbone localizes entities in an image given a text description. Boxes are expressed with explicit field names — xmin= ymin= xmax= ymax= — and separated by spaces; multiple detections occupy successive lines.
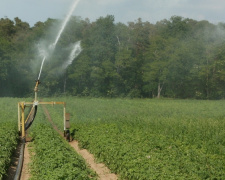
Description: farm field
xmin=28 ymin=107 xmax=97 ymax=179
xmin=0 ymin=97 xmax=96 ymax=180
xmin=45 ymin=97 xmax=225 ymax=179
xmin=1 ymin=97 xmax=225 ymax=179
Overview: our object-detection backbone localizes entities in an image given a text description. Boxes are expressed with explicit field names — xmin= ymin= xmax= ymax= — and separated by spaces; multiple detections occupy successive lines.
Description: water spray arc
xmin=37 ymin=56 xmax=46 ymax=80
xmin=37 ymin=0 xmax=81 ymax=81
xmin=63 ymin=41 xmax=82 ymax=70
xmin=53 ymin=0 xmax=81 ymax=49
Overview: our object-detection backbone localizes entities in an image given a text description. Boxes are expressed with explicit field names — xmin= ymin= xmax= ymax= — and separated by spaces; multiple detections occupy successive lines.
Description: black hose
xmin=25 ymin=105 xmax=37 ymax=130
xmin=13 ymin=138 xmax=25 ymax=180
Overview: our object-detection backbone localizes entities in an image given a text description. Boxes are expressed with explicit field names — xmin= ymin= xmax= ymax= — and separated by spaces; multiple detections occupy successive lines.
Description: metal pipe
xmin=64 ymin=105 xmax=66 ymax=131
xmin=35 ymin=91 xmax=37 ymax=102
xmin=34 ymin=80 xmax=40 ymax=102
xmin=21 ymin=103 xmax=25 ymax=139
xmin=18 ymin=103 xmax=20 ymax=133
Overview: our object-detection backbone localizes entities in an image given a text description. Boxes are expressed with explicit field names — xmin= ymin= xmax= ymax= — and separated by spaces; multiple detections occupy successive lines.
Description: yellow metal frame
xmin=18 ymin=80 xmax=68 ymax=140
xmin=18 ymin=101 xmax=66 ymax=139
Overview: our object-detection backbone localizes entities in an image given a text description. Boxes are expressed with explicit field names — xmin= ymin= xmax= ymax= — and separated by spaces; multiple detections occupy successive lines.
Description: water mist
xmin=63 ymin=41 xmax=82 ymax=70
xmin=37 ymin=0 xmax=81 ymax=80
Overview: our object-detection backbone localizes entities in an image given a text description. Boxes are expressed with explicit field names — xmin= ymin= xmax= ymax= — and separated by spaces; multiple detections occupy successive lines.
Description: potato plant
xmin=0 ymin=98 xmax=19 ymax=179
xmin=0 ymin=122 xmax=18 ymax=179
xmin=46 ymin=97 xmax=225 ymax=179
xmin=29 ymin=107 xmax=97 ymax=180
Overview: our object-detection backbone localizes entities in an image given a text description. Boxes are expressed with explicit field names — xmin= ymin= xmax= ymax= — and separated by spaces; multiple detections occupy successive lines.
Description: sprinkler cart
xmin=17 ymin=80 xmax=71 ymax=142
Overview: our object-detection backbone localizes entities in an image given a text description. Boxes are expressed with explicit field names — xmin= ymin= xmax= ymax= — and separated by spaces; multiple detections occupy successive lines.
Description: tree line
xmin=1 ymin=15 xmax=225 ymax=99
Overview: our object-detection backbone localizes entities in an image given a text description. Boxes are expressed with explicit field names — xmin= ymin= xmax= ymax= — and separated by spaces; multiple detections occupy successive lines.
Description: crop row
xmin=29 ymin=107 xmax=96 ymax=180
xmin=0 ymin=122 xmax=18 ymax=179
xmin=74 ymin=120 xmax=225 ymax=179
xmin=46 ymin=97 xmax=225 ymax=179
xmin=0 ymin=98 xmax=20 ymax=179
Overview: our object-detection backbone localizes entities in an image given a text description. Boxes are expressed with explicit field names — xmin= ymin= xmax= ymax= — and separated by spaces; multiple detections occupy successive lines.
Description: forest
xmin=1 ymin=15 xmax=225 ymax=99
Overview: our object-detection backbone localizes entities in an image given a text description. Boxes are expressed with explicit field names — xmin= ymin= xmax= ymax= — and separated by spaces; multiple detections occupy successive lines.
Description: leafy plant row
xmin=49 ymin=97 xmax=225 ymax=180
xmin=73 ymin=121 xmax=225 ymax=179
xmin=0 ymin=122 xmax=18 ymax=179
xmin=43 ymin=104 xmax=65 ymax=131
xmin=29 ymin=108 xmax=96 ymax=180
xmin=0 ymin=98 xmax=20 ymax=179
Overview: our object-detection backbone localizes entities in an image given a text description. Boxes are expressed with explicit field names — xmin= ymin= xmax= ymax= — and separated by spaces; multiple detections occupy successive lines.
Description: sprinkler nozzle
xmin=34 ymin=80 xmax=40 ymax=92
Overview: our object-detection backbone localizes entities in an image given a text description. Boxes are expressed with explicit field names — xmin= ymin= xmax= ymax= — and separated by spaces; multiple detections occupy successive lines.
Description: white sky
xmin=0 ymin=0 xmax=225 ymax=27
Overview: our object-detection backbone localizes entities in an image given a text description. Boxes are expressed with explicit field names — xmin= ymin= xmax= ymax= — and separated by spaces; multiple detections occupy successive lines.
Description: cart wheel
xmin=66 ymin=130 xmax=70 ymax=142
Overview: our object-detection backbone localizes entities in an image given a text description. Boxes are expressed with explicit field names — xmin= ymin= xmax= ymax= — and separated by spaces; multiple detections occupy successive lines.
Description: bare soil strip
xmin=20 ymin=142 xmax=31 ymax=180
xmin=69 ymin=141 xmax=118 ymax=180
xmin=42 ymin=105 xmax=118 ymax=180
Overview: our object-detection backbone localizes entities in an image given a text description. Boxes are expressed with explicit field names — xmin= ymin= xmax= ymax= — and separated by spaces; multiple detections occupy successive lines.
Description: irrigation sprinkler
xmin=14 ymin=1 xmax=82 ymax=178
xmin=17 ymin=0 xmax=82 ymax=142
xmin=18 ymin=80 xmax=70 ymax=142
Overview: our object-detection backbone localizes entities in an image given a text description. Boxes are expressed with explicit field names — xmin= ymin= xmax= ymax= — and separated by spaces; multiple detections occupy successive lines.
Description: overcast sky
xmin=1 ymin=0 xmax=225 ymax=27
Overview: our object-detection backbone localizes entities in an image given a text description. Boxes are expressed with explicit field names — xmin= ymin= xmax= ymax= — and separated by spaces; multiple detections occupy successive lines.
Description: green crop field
xmin=1 ymin=97 xmax=225 ymax=179
xmin=0 ymin=97 xmax=96 ymax=180
xmin=28 ymin=107 xmax=96 ymax=179
xmin=46 ymin=97 xmax=225 ymax=179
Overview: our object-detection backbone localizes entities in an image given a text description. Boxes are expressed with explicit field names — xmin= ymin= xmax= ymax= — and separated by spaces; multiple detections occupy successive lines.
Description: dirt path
xmin=42 ymin=105 xmax=118 ymax=180
xmin=20 ymin=143 xmax=31 ymax=180
xmin=69 ymin=141 xmax=118 ymax=180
